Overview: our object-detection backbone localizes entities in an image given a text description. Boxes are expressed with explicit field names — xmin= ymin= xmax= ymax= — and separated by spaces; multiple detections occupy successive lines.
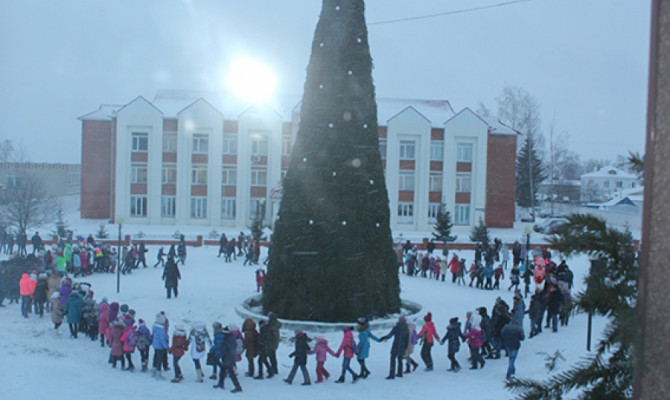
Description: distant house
xmin=79 ymin=90 xmax=519 ymax=232
xmin=580 ymin=166 xmax=640 ymax=203
xmin=0 ymin=162 xmax=80 ymax=197
xmin=537 ymin=179 xmax=581 ymax=203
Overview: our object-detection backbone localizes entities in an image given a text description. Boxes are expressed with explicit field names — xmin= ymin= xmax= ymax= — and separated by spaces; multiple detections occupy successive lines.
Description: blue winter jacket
xmin=151 ymin=324 xmax=169 ymax=350
xmin=357 ymin=327 xmax=380 ymax=360
xmin=212 ymin=332 xmax=224 ymax=359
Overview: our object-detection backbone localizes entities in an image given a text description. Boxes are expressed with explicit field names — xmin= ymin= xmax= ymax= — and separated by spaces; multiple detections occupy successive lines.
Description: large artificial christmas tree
xmin=262 ymin=0 xmax=400 ymax=322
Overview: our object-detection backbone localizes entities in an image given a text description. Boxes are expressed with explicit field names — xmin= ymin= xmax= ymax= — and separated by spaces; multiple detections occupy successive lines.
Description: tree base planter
xmin=237 ymin=295 xmax=421 ymax=334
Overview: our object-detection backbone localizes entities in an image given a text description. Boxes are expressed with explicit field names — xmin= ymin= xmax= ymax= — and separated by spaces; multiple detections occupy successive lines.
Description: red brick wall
xmin=485 ymin=133 xmax=517 ymax=227
xmin=81 ymin=120 xmax=113 ymax=219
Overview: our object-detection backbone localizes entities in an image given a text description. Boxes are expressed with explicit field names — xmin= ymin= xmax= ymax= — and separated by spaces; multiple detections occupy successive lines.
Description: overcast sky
xmin=0 ymin=0 xmax=650 ymax=164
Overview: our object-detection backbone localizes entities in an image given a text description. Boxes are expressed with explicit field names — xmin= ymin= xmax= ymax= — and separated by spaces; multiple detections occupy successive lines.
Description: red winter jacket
xmin=417 ymin=321 xmax=440 ymax=344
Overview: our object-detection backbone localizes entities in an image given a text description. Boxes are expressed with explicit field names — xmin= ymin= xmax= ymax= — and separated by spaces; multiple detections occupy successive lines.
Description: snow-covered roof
xmin=77 ymin=104 xmax=124 ymax=121
xmin=580 ymin=166 xmax=638 ymax=180
xmin=80 ymin=90 xmax=506 ymax=132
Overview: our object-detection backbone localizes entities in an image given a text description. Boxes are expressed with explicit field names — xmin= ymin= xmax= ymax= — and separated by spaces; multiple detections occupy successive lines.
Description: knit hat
xmin=222 ymin=326 xmax=231 ymax=334
xmin=449 ymin=317 xmax=459 ymax=325
xmin=398 ymin=316 xmax=406 ymax=323
xmin=139 ymin=319 xmax=145 ymax=325
xmin=424 ymin=312 xmax=432 ymax=322
xmin=175 ymin=323 xmax=185 ymax=331
xmin=213 ymin=321 xmax=223 ymax=331
xmin=356 ymin=317 xmax=368 ymax=325
xmin=51 ymin=292 xmax=60 ymax=299
xmin=193 ymin=319 xmax=206 ymax=330
xmin=155 ymin=313 xmax=167 ymax=325
xmin=128 ymin=309 xmax=136 ymax=317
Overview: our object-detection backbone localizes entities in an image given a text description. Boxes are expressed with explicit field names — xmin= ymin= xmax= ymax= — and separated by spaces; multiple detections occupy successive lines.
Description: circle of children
xmin=0 ymin=231 xmax=575 ymax=393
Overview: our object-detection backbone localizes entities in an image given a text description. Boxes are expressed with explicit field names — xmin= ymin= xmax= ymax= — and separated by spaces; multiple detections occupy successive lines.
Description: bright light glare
xmin=227 ymin=59 xmax=276 ymax=103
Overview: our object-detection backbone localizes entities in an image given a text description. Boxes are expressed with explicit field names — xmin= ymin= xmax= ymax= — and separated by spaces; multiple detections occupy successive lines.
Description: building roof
xmin=580 ymin=166 xmax=638 ymax=180
xmin=79 ymin=90 xmax=508 ymax=133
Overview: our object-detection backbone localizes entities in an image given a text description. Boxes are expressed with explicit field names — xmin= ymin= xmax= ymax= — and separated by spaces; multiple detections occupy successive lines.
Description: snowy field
xmin=0 ymin=231 xmax=607 ymax=400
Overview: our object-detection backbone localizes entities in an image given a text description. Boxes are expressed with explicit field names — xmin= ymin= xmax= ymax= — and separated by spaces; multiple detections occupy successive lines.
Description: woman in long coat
xmin=162 ymin=257 xmax=181 ymax=299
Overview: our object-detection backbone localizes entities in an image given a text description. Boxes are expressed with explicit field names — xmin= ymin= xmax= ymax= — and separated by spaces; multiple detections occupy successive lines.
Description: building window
xmin=379 ymin=139 xmax=387 ymax=160
xmin=131 ymin=163 xmax=148 ymax=183
xmin=399 ymin=171 xmax=415 ymax=191
xmin=163 ymin=132 xmax=177 ymax=152
xmin=457 ymin=142 xmax=473 ymax=162
xmin=250 ymin=199 xmax=266 ymax=220
xmin=192 ymin=134 xmax=209 ymax=154
xmin=222 ymin=134 xmax=237 ymax=155
xmin=454 ymin=204 xmax=470 ymax=225
xmin=282 ymin=137 xmax=292 ymax=155
xmin=6 ymin=176 xmax=21 ymax=187
xmin=399 ymin=140 xmax=416 ymax=161
xmin=429 ymin=173 xmax=442 ymax=191
xmin=251 ymin=168 xmax=267 ymax=186
xmin=616 ymin=181 xmax=623 ymax=188
xmin=251 ymin=135 xmax=269 ymax=156
xmin=221 ymin=198 xmax=236 ymax=219
xmin=603 ymin=181 xmax=610 ymax=188
xmin=190 ymin=197 xmax=207 ymax=218
xmin=161 ymin=196 xmax=176 ymax=217
xmin=162 ymin=164 xmax=176 ymax=184
xmin=130 ymin=196 xmax=147 ymax=217
xmin=67 ymin=173 xmax=80 ymax=185
xmin=222 ymin=166 xmax=236 ymax=186
xmin=191 ymin=165 xmax=207 ymax=185
xmin=131 ymin=132 xmax=148 ymax=152
xmin=430 ymin=141 xmax=443 ymax=161
xmin=280 ymin=169 xmax=288 ymax=181
xmin=456 ymin=173 xmax=471 ymax=193
xmin=428 ymin=203 xmax=441 ymax=223
xmin=397 ymin=202 xmax=414 ymax=224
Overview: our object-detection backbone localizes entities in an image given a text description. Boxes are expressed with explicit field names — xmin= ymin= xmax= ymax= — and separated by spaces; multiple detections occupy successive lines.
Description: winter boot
xmin=196 ymin=369 xmax=204 ymax=382
xmin=404 ymin=363 xmax=411 ymax=374
xmin=171 ymin=376 xmax=181 ymax=383
xmin=155 ymin=371 xmax=166 ymax=380
xmin=231 ymin=386 xmax=243 ymax=393
xmin=335 ymin=376 xmax=345 ymax=383
xmin=210 ymin=373 xmax=218 ymax=380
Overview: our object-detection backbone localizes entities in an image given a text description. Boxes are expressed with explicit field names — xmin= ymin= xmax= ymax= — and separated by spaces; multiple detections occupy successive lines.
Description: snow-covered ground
xmin=0 ymin=221 xmax=608 ymax=399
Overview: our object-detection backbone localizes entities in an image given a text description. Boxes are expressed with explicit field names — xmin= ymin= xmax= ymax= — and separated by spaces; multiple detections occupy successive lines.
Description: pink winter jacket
xmin=109 ymin=323 xmax=125 ymax=357
xmin=335 ymin=330 xmax=356 ymax=359
xmin=98 ymin=303 xmax=110 ymax=335
xmin=121 ymin=325 xmax=137 ymax=352
xmin=464 ymin=328 xmax=483 ymax=348
xmin=308 ymin=337 xmax=337 ymax=362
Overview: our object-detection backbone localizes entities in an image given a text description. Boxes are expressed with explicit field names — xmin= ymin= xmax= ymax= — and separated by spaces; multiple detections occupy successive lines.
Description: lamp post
xmin=116 ymin=216 xmax=124 ymax=293
xmin=524 ymin=225 xmax=533 ymax=297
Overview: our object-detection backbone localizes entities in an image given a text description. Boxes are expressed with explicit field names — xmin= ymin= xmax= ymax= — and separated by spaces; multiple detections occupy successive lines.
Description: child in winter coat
xmin=440 ymin=317 xmax=465 ymax=371
xmin=255 ymin=269 xmax=266 ymax=292
xmin=494 ymin=264 xmax=505 ymax=289
xmin=120 ymin=320 xmax=137 ymax=371
xmin=417 ymin=312 xmax=440 ymax=371
xmin=50 ymin=292 xmax=63 ymax=330
xmin=98 ymin=303 xmax=110 ymax=347
xmin=152 ymin=313 xmax=170 ymax=380
xmin=464 ymin=315 xmax=485 ymax=370
xmin=168 ymin=324 xmax=189 ymax=382
xmin=136 ymin=319 xmax=152 ymax=372
xmin=334 ymin=326 xmax=358 ymax=383
xmin=188 ymin=319 xmax=212 ymax=382
xmin=355 ymin=316 xmax=381 ymax=379
xmin=241 ymin=318 xmax=258 ymax=377
xmin=109 ymin=319 xmax=126 ymax=368
xmin=284 ymin=330 xmax=311 ymax=385
xmin=308 ymin=335 xmax=337 ymax=383
xmin=404 ymin=318 xmax=419 ymax=373
xmin=254 ymin=320 xmax=273 ymax=379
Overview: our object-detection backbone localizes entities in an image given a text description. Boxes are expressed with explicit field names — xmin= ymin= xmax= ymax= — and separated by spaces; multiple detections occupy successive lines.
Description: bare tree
xmin=0 ymin=172 xmax=60 ymax=233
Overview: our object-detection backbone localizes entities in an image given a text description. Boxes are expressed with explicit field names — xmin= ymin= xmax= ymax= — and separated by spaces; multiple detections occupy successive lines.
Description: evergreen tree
xmin=516 ymin=133 xmax=546 ymax=208
xmin=262 ymin=0 xmax=400 ymax=322
xmin=249 ymin=215 xmax=266 ymax=242
xmin=469 ymin=217 xmax=490 ymax=244
xmin=432 ymin=203 xmax=457 ymax=243
xmin=95 ymin=223 xmax=109 ymax=239
xmin=506 ymin=214 xmax=638 ymax=400
xmin=54 ymin=208 xmax=68 ymax=238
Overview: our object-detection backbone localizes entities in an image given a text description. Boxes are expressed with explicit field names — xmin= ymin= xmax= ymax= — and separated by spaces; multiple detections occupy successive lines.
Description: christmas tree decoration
xmin=262 ymin=0 xmax=400 ymax=322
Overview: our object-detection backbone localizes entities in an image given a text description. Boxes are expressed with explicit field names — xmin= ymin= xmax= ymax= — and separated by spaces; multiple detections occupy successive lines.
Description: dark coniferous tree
xmin=432 ymin=203 xmax=457 ymax=243
xmin=469 ymin=218 xmax=490 ymax=244
xmin=261 ymin=0 xmax=400 ymax=322
xmin=516 ymin=133 xmax=546 ymax=208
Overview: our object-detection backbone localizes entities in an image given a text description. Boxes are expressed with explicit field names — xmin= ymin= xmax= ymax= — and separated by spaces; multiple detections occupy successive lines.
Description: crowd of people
xmin=1 ymin=229 xmax=577 ymax=392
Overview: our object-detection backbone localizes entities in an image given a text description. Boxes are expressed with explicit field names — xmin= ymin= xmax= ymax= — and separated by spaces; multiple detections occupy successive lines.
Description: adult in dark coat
xmin=490 ymin=298 xmax=511 ymax=358
xmin=477 ymin=306 xmax=493 ymax=358
xmin=380 ymin=316 xmax=409 ymax=379
xmin=254 ymin=320 xmax=273 ymax=379
xmin=512 ymin=241 xmax=521 ymax=266
xmin=501 ymin=320 xmax=525 ymax=378
xmin=162 ymin=257 xmax=181 ymax=299
xmin=31 ymin=232 xmax=43 ymax=255
xmin=214 ymin=327 xmax=243 ymax=392
xmin=440 ymin=317 xmax=465 ymax=371
xmin=546 ymin=285 xmax=564 ymax=332
xmin=32 ymin=275 xmax=49 ymax=317
xmin=267 ymin=312 xmax=281 ymax=375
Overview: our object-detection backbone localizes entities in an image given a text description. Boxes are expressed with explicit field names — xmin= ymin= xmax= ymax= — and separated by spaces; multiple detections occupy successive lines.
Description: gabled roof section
xmin=387 ymin=105 xmax=432 ymax=125
xmin=78 ymin=104 xmax=123 ymax=121
xmin=581 ymin=166 xmax=638 ymax=179
xmin=238 ymin=102 xmax=283 ymax=120
xmin=116 ymin=96 xmax=163 ymax=116
xmin=176 ymin=97 xmax=224 ymax=117
xmin=378 ymin=97 xmax=454 ymax=128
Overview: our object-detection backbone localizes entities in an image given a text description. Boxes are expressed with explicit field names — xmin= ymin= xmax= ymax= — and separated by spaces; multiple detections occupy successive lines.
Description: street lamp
xmin=116 ymin=216 xmax=124 ymax=293
xmin=524 ymin=225 xmax=533 ymax=297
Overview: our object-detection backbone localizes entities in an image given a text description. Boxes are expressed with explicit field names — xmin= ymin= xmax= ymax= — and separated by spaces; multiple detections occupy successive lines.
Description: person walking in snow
xmin=187 ymin=319 xmax=212 ymax=382
xmin=64 ymin=290 xmax=83 ymax=338
xmin=19 ymin=272 xmax=36 ymax=318
xmin=417 ymin=312 xmax=440 ymax=371
xmin=267 ymin=312 xmax=281 ymax=376
xmin=334 ymin=326 xmax=358 ymax=383
xmin=177 ymin=235 xmax=186 ymax=265
xmin=242 ymin=318 xmax=258 ymax=377
xmin=162 ymin=256 xmax=181 ymax=299
xmin=152 ymin=313 xmax=170 ymax=380
xmin=254 ymin=319 xmax=274 ymax=379
xmin=501 ymin=319 xmax=525 ymax=379
xmin=120 ymin=318 xmax=137 ymax=371
xmin=380 ymin=316 xmax=409 ymax=379
xmin=168 ymin=323 xmax=188 ymax=382
xmin=355 ymin=316 xmax=381 ymax=379
xmin=153 ymin=247 xmax=165 ymax=268
xmin=403 ymin=317 xmax=420 ymax=373
xmin=213 ymin=326 xmax=243 ymax=393
xmin=308 ymin=335 xmax=337 ymax=383
xmin=464 ymin=314 xmax=485 ymax=370
xmin=440 ymin=317 xmax=465 ymax=372
xmin=51 ymin=292 xmax=64 ymax=330
xmin=284 ymin=329 xmax=311 ymax=386
xmin=109 ymin=318 xmax=126 ymax=368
